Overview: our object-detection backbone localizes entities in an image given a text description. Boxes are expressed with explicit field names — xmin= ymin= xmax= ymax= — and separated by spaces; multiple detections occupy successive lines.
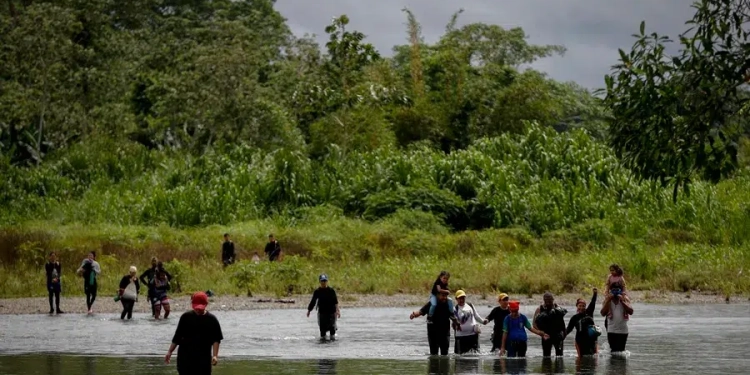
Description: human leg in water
xmin=506 ymin=340 xmax=528 ymax=358
xmin=120 ymin=299 xmax=133 ymax=320
xmin=542 ymin=337 xmax=564 ymax=357
xmin=162 ymin=298 xmax=171 ymax=319
xmin=85 ymin=284 xmax=97 ymax=313
xmin=153 ymin=298 xmax=162 ymax=319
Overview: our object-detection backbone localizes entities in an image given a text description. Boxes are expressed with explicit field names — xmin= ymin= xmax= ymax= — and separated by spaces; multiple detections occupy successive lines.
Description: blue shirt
xmin=503 ymin=314 xmax=532 ymax=342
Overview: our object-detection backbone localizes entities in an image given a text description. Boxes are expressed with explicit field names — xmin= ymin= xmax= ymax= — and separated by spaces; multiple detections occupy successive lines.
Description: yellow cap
xmin=455 ymin=290 xmax=466 ymax=299
xmin=498 ymin=293 xmax=509 ymax=300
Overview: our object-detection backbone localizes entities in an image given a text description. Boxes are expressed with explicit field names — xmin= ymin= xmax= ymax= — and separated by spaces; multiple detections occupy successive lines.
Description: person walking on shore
xmin=118 ymin=266 xmax=140 ymax=320
xmin=565 ymin=288 xmax=600 ymax=357
xmin=140 ymin=258 xmax=172 ymax=316
xmin=76 ymin=251 xmax=101 ymax=314
xmin=601 ymin=282 xmax=633 ymax=353
xmin=221 ymin=233 xmax=236 ymax=267
xmin=533 ymin=292 xmax=568 ymax=357
xmin=265 ymin=234 xmax=281 ymax=262
xmin=45 ymin=252 xmax=64 ymax=314
xmin=307 ymin=274 xmax=340 ymax=340
xmin=165 ymin=292 xmax=223 ymax=375
xmin=486 ymin=293 xmax=511 ymax=351
xmin=410 ymin=289 xmax=459 ymax=356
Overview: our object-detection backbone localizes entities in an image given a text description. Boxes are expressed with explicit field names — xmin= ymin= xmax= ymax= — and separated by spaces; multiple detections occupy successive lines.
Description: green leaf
xmin=639 ymin=21 xmax=645 ymax=36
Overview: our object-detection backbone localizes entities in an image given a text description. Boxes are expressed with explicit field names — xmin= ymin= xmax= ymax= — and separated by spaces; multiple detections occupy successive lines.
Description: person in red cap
xmin=165 ymin=292 xmax=224 ymax=375
xmin=500 ymin=301 xmax=549 ymax=358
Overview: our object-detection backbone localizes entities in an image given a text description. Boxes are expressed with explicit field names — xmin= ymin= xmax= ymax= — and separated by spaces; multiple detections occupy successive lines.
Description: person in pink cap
xmin=165 ymin=292 xmax=224 ymax=375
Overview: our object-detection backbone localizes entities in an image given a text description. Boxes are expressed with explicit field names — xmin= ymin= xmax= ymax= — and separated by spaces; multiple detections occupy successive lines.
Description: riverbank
xmin=1 ymin=291 xmax=747 ymax=315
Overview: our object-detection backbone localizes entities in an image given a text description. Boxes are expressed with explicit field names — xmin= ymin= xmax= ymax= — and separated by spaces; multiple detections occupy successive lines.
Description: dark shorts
xmin=454 ymin=334 xmax=480 ymax=355
xmin=506 ymin=340 xmax=528 ymax=358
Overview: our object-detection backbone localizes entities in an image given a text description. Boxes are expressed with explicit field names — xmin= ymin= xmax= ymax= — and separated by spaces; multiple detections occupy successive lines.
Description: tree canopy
xmin=1 ymin=1 xmax=607 ymax=165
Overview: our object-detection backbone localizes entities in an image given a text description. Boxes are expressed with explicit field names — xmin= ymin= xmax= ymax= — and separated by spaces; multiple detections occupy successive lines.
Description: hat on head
xmin=319 ymin=274 xmax=329 ymax=282
xmin=498 ymin=293 xmax=509 ymax=301
xmin=455 ymin=290 xmax=466 ymax=299
xmin=509 ymin=300 xmax=520 ymax=311
xmin=192 ymin=292 xmax=209 ymax=310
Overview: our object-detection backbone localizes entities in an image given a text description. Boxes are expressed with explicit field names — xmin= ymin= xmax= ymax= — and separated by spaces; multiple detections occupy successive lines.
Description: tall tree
xmin=603 ymin=0 xmax=750 ymax=200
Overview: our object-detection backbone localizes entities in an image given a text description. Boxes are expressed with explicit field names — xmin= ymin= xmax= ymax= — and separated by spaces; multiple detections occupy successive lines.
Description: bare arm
xmin=165 ymin=343 xmax=178 ymax=364
xmin=500 ymin=332 xmax=508 ymax=354
xmin=600 ymin=295 xmax=612 ymax=317
xmin=622 ymin=300 xmax=634 ymax=315
xmin=212 ymin=342 xmax=220 ymax=364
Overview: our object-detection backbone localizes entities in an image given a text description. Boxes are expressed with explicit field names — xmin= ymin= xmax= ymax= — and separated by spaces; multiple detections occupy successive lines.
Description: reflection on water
xmin=0 ymin=304 xmax=749 ymax=374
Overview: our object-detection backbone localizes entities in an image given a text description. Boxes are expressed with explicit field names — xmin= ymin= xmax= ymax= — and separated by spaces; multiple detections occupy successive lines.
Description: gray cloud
xmin=275 ymin=0 xmax=696 ymax=89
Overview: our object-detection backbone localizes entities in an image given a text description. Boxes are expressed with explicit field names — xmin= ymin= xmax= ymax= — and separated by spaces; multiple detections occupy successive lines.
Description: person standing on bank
xmin=265 ymin=234 xmax=281 ymax=262
xmin=453 ymin=290 xmax=486 ymax=354
xmin=118 ymin=266 xmax=140 ymax=320
xmin=77 ymin=251 xmax=101 ymax=314
xmin=486 ymin=293 xmax=511 ymax=352
xmin=533 ymin=292 xmax=568 ymax=357
xmin=221 ymin=233 xmax=236 ymax=267
xmin=307 ymin=274 xmax=340 ymax=340
xmin=600 ymin=282 xmax=633 ymax=353
xmin=165 ymin=292 xmax=223 ymax=375
xmin=45 ymin=252 xmax=64 ymax=314
xmin=410 ymin=289 xmax=459 ymax=356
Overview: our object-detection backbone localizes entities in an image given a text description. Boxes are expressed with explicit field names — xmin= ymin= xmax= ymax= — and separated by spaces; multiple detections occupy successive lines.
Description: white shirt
xmin=455 ymin=302 xmax=484 ymax=337
xmin=606 ymin=301 xmax=629 ymax=334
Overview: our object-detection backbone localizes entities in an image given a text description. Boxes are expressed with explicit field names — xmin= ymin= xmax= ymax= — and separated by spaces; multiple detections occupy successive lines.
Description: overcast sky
xmin=275 ymin=0 xmax=697 ymax=89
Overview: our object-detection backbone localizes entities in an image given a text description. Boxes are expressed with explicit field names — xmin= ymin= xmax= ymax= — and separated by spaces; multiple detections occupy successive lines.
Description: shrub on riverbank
xmin=1 ymin=214 xmax=748 ymax=299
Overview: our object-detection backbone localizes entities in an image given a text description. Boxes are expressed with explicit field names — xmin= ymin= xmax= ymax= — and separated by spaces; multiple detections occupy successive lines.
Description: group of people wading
xmin=44 ymin=251 xmax=174 ymax=320
xmin=409 ymin=266 xmax=634 ymax=358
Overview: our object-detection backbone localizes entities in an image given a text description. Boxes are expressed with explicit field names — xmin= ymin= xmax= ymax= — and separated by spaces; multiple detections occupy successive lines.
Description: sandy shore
xmin=0 ymin=290 xmax=747 ymax=315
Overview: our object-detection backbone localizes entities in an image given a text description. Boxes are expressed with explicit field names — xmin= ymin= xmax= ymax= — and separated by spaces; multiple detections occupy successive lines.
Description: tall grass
xmin=1 ymin=212 xmax=749 ymax=298
xmin=3 ymin=122 xmax=750 ymax=297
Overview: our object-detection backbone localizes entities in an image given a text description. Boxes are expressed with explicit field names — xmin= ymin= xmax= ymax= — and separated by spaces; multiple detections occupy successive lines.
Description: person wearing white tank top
xmin=600 ymin=282 xmax=633 ymax=352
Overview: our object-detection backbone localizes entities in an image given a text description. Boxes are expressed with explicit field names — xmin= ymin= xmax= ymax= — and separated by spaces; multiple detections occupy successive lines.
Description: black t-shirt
xmin=308 ymin=287 xmax=338 ymax=315
xmin=172 ymin=310 xmax=224 ymax=372
xmin=486 ymin=306 xmax=510 ymax=332
xmin=222 ymin=241 xmax=235 ymax=260
xmin=431 ymin=278 xmax=448 ymax=295
xmin=419 ymin=301 xmax=453 ymax=335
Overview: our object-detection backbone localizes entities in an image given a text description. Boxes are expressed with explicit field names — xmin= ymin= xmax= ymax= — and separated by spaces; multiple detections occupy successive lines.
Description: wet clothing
xmin=607 ymin=333 xmax=628 ymax=352
xmin=317 ymin=313 xmax=337 ymax=338
xmin=503 ymin=314 xmax=533 ymax=358
xmin=139 ymin=267 xmax=172 ymax=315
xmin=419 ymin=301 xmax=454 ymax=355
xmin=605 ymin=300 xmax=630 ymax=352
xmin=45 ymin=262 xmax=62 ymax=312
xmin=535 ymin=304 xmax=567 ymax=357
xmin=119 ymin=276 xmax=140 ymax=319
xmin=486 ymin=306 xmax=510 ymax=351
xmin=79 ymin=260 xmax=100 ymax=310
xmin=566 ymin=292 xmax=598 ymax=355
xmin=455 ymin=334 xmax=479 ymax=355
xmin=172 ymin=310 xmax=223 ymax=375
xmin=222 ymin=240 xmax=236 ymax=266
xmin=308 ymin=287 xmax=338 ymax=337
xmin=152 ymin=278 xmax=171 ymax=306
xmin=506 ymin=340 xmax=528 ymax=358
xmin=265 ymin=241 xmax=281 ymax=261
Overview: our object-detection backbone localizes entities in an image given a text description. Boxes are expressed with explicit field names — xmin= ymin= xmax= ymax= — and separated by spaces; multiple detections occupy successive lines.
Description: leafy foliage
xmin=602 ymin=0 xmax=750 ymax=200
